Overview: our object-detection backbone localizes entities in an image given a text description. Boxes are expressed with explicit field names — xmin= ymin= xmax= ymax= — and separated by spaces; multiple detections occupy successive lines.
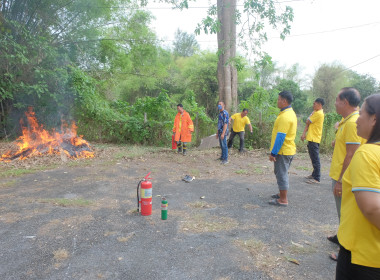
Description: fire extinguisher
xmin=137 ymin=172 xmax=152 ymax=216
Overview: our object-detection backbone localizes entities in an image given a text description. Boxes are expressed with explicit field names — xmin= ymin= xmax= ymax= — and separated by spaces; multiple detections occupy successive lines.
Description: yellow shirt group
xmin=231 ymin=113 xmax=251 ymax=132
xmin=270 ymin=107 xmax=297 ymax=156
xmin=338 ymin=143 xmax=380 ymax=268
xmin=306 ymin=109 xmax=324 ymax=143
xmin=329 ymin=111 xmax=362 ymax=181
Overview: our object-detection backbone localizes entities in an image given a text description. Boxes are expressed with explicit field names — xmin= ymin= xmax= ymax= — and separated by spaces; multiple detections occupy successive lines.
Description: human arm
xmin=333 ymin=144 xmax=360 ymax=197
xmin=269 ymin=132 xmax=286 ymax=162
xmin=354 ymin=191 xmax=380 ymax=230
xmin=221 ymin=123 xmax=227 ymax=139
xmin=248 ymin=124 xmax=253 ymax=134
xmin=301 ymin=119 xmax=311 ymax=141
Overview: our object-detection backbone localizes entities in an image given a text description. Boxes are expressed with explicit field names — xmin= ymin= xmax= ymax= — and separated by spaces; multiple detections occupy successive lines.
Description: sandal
xmin=271 ymin=194 xmax=280 ymax=199
xmin=268 ymin=199 xmax=288 ymax=207
xmin=327 ymin=235 xmax=340 ymax=245
xmin=329 ymin=252 xmax=338 ymax=261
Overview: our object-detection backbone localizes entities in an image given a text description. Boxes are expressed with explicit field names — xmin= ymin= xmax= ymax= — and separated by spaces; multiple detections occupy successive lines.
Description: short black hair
xmin=315 ymin=98 xmax=325 ymax=106
xmin=278 ymin=90 xmax=293 ymax=104
xmin=339 ymin=87 xmax=361 ymax=107
xmin=242 ymin=108 xmax=248 ymax=113
xmin=177 ymin=103 xmax=183 ymax=108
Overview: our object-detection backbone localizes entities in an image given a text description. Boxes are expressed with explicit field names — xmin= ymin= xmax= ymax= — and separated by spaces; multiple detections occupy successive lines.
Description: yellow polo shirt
xmin=338 ymin=143 xmax=380 ymax=268
xmin=329 ymin=111 xmax=362 ymax=181
xmin=231 ymin=113 xmax=251 ymax=132
xmin=270 ymin=107 xmax=297 ymax=156
xmin=306 ymin=109 xmax=324 ymax=143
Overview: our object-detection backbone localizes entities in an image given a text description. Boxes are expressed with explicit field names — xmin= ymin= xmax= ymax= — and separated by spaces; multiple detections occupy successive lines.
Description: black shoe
xmin=327 ymin=235 xmax=340 ymax=246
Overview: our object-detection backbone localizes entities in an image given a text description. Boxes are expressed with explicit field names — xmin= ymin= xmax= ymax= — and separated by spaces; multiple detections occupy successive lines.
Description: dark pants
xmin=307 ymin=141 xmax=321 ymax=181
xmin=336 ymin=246 xmax=380 ymax=280
xmin=218 ymin=132 xmax=228 ymax=161
xmin=227 ymin=130 xmax=245 ymax=151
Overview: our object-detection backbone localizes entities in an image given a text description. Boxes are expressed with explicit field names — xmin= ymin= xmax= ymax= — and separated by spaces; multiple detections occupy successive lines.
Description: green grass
xmin=295 ymin=166 xmax=312 ymax=171
xmin=235 ymin=169 xmax=249 ymax=175
xmin=0 ymin=180 xmax=17 ymax=188
xmin=39 ymin=198 xmax=92 ymax=207
xmin=0 ymin=164 xmax=59 ymax=178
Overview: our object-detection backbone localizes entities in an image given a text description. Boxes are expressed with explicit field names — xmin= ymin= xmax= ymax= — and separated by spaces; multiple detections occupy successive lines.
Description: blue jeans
xmin=218 ymin=133 xmax=228 ymax=161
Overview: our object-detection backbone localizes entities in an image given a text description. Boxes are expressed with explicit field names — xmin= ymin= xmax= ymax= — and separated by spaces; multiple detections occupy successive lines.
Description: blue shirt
xmin=218 ymin=110 xmax=229 ymax=135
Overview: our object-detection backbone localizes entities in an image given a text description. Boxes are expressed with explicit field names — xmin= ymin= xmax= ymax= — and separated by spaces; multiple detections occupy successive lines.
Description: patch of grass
xmin=187 ymin=201 xmax=216 ymax=209
xmin=67 ymin=160 xmax=94 ymax=168
xmin=189 ymin=168 xmax=200 ymax=177
xmin=295 ymin=165 xmax=312 ymax=171
xmin=180 ymin=213 xmax=238 ymax=233
xmin=0 ymin=164 xmax=59 ymax=178
xmin=0 ymin=180 xmax=17 ymax=188
xmin=235 ymin=239 xmax=265 ymax=253
xmin=234 ymin=239 xmax=282 ymax=278
xmin=53 ymin=248 xmax=69 ymax=261
xmin=39 ymin=198 xmax=92 ymax=207
xmin=235 ymin=169 xmax=249 ymax=175
xmin=254 ymin=167 xmax=263 ymax=174
xmin=288 ymin=244 xmax=317 ymax=254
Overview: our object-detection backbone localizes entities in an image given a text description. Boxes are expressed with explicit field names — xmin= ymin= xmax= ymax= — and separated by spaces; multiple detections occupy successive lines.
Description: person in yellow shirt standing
xmin=301 ymin=98 xmax=325 ymax=184
xmin=328 ymin=88 xmax=362 ymax=261
xmin=172 ymin=104 xmax=194 ymax=155
xmin=227 ymin=109 xmax=253 ymax=153
xmin=336 ymin=93 xmax=380 ymax=279
xmin=268 ymin=91 xmax=297 ymax=207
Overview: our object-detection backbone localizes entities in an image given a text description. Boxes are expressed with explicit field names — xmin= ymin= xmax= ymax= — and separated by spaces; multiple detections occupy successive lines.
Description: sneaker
xmin=216 ymin=157 xmax=223 ymax=161
xmin=221 ymin=160 xmax=229 ymax=165
xmin=305 ymin=175 xmax=314 ymax=179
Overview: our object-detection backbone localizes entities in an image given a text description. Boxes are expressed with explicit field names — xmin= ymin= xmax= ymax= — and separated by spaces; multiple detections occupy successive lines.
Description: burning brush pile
xmin=0 ymin=108 xmax=94 ymax=162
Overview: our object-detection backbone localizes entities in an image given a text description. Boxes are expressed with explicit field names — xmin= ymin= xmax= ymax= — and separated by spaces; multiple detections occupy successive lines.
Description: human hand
xmin=332 ymin=140 xmax=335 ymax=147
xmin=333 ymin=181 xmax=342 ymax=197
xmin=221 ymin=133 xmax=225 ymax=140
xmin=301 ymin=134 xmax=306 ymax=141
xmin=269 ymin=155 xmax=276 ymax=162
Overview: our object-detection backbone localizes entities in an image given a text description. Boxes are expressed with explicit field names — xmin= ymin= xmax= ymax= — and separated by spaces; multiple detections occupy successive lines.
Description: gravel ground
xmin=0 ymin=142 xmax=339 ymax=280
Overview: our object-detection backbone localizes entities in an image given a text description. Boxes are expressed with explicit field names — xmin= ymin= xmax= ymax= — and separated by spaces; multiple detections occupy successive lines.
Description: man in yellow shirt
xmin=227 ymin=109 xmax=253 ymax=152
xmin=301 ymin=98 xmax=325 ymax=184
xmin=328 ymin=87 xmax=362 ymax=261
xmin=268 ymin=91 xmax=297 ymax=207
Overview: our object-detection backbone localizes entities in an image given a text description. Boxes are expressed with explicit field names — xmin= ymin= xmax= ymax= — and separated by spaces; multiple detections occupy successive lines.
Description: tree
xmin=196 ymin=0 xmax=293 ymax=113
xmin=312 ymin=63 xmax=349 ymax=112
xmin=348 ymin=71 xmax=379 ymax=100
xmin=173 ymin=29 xmax=199 ymax=57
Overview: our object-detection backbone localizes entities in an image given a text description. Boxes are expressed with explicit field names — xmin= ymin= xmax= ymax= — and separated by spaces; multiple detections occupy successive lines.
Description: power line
xmin=340 ymin=53 xmax=380 ymax=73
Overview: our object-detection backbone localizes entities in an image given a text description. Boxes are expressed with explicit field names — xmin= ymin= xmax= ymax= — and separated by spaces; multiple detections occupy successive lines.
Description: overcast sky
xmin=147 ymin=0 xmax=380 ymax=83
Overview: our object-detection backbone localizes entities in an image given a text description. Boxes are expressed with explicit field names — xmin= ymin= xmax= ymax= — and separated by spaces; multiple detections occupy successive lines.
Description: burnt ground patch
xmin=0 ymin=143 xmax=338 ymax=280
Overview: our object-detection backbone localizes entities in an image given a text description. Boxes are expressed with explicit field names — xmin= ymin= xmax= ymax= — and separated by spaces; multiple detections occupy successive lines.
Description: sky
xmin=146 ymin=0 xmax=380 ymax=83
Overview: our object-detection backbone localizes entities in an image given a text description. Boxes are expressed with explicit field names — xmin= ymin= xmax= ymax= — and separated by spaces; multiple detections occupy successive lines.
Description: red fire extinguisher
xmin=137 ymin=172 xmax=152 ymax=216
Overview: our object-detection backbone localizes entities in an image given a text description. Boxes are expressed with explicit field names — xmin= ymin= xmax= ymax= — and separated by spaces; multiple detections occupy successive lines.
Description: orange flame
xmin=0 ymin=107 xmax=94 ymax=162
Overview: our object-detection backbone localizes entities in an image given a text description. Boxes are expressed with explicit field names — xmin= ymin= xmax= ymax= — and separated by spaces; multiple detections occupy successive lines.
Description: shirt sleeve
xmin=309 ymin=111 xmax=319 ymax=123
xmin=344 ymin=122 xmax=362 ymax=145
xmin=350 ymin=149 xmax=380 ymax=193
xmin=271 ymin=132 xmax=286 ymax=156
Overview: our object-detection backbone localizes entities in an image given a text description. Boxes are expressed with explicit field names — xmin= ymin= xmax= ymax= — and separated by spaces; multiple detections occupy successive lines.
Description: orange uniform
xmin=173 ymin=111 xmax=194 ymax=143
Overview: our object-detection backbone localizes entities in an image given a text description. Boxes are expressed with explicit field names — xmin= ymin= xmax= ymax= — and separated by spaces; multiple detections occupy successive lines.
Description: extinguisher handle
xmin=144 ymin=172 xmax=152 ymax=180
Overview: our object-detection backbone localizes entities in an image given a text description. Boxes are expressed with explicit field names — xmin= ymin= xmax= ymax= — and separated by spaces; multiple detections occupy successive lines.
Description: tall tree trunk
xmin=217 ymin=0 xmax=237 ymax=114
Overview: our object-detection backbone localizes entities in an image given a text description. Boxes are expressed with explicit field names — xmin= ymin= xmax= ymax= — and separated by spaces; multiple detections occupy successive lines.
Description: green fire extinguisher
xmin=161 ymin=197 xmax=168 ymax=220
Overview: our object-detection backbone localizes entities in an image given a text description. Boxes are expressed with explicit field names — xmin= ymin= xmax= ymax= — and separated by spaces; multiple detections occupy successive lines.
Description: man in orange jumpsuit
xmin=173 ymin=104 xmax=194 ymax=155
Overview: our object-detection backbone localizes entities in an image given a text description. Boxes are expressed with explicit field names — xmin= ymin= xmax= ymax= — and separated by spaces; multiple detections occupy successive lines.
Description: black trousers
xmin=227 ymin=130 xmax=245 ymax=151
xmin=307 ymin=141 xmax=321 ymax=181
xmin=336 ymin=245 xmax=380 ymax=280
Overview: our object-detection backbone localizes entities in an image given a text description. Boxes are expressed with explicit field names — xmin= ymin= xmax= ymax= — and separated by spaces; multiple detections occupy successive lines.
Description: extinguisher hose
xmin=136 ymin=180 xmax=144 ymax=212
